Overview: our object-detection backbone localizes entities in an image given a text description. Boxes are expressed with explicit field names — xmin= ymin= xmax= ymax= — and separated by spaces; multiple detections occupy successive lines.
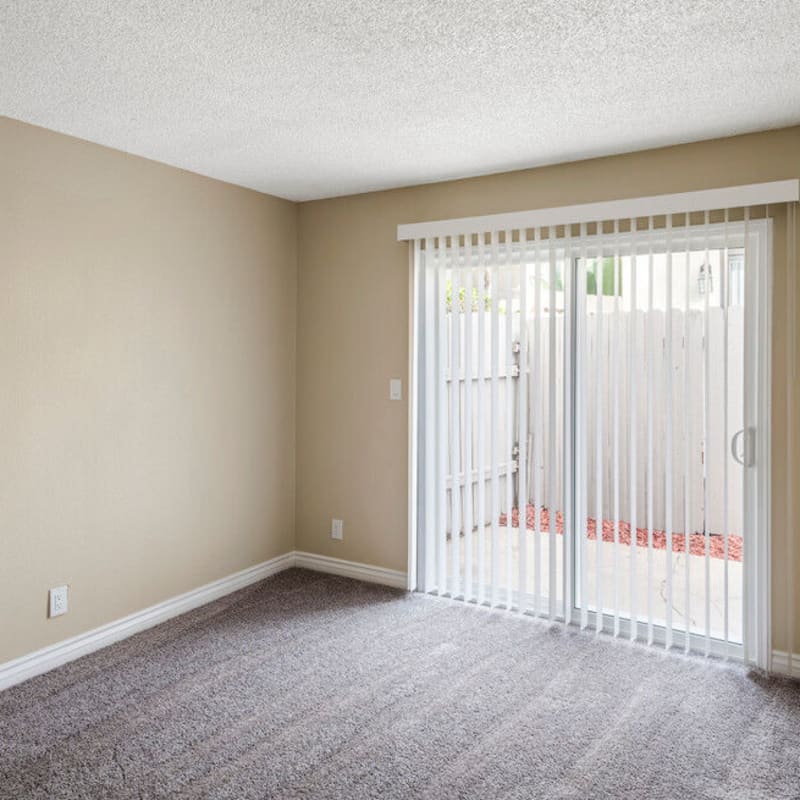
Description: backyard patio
xmin=446 ymin=507 xmax=743 ymax=645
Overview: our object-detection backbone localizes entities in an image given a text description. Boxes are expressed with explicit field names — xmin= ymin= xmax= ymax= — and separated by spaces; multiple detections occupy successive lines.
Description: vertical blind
xmin=402 ymin=181 xmax=799 ymax=671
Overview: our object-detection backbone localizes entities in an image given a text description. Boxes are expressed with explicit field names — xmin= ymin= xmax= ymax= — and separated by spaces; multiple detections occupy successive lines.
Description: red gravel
xmin=498 ymin=504 xmax=743 ymax=562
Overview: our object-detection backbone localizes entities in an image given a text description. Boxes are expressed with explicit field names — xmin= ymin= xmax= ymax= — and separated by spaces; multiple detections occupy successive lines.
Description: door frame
xmin=748 ymin=217 xmax=772 ymax=669
xmin=406 ymin=215 xmax=774 ymax=668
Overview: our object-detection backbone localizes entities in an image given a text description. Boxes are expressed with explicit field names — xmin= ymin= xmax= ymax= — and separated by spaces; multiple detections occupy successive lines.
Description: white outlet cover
xmin=389 ymin=378 xmax=402 ymax=401
xmin=49 ymin=585 xmax=68 ymax=617
xmin=331 ymin=519 xmax=344 ymax=540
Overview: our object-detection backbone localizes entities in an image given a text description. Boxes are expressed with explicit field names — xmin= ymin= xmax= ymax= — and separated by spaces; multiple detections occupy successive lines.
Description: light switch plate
xmin=389 ymin=378 xmax=402 ymax=401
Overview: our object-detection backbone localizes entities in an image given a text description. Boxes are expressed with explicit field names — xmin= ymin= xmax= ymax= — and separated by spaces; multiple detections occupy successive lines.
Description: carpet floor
xmin=1 ymin=568 xmax=799 ymax=799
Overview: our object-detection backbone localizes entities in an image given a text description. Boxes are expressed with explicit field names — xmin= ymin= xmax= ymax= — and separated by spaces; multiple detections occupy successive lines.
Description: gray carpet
xmin=1 ymin=569 xmax=799 ymax=800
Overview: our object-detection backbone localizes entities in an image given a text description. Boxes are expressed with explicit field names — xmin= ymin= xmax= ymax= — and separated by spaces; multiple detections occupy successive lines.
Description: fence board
xmin=445 ymin=306 xmax=743 ymax=537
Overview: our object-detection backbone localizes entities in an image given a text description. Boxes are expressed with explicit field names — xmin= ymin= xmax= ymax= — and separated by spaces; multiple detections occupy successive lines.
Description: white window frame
xmin=404 ymin=183 xmax=792 ymax=669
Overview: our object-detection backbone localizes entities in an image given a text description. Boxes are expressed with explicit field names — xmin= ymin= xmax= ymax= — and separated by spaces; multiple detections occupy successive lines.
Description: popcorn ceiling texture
xmin=1 ymin=0 xmax=800 ymax=201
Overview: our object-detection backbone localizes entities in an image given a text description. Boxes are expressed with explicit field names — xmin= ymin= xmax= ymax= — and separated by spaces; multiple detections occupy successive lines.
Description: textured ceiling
xmin=2 ymin=1 xmax=800 ymax=201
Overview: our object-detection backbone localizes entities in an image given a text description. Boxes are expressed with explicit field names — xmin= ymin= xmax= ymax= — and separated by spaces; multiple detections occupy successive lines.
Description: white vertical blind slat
xmin=533 ymin=227 xmax=543 ymax=616
xmin=423 ymin=238 xmax=436 ymax=593
xmin=788 ymin=202 xmax=797 ymax=674
xmin=518 ymin=232 xmax=529 ymax=613
xmin=490 ymin=231 xmax=501 ymax=606
xmin=579 ymin=223 xmax=589 ymax=629
xmin=504 ymin=231 xmax=515 ymax=609
xmin=450 ymin=250 xmax=462 ymax=597
xmin=436 ymin=239 xmax=448 ymax=595
xmin=476 ymin=234 xmax=488 ymax=604
xmin=463 ymin=237 xmax=474 ymax=602
xmin=594 ymin=223 xmax=604 ymax=632
xmin=742 ymin=206 xmax=751 ymax=655
xmin=563 ymin=224 xmax=574 ymax=625
xmin=722 ymin=209 xmax=730 ymax=656
xmin=703 ymin=211 xmax=712 ymax=655
xmin=646 ymin=219 xmax=655 ymax=645
xmin=629 ymin=219 xmax=639 ymax=641
xmin=665 ymin=214 xmax=674 ymax=650
xmin=548 ymin=231 xmax=558 ymax=620
xmin=683 ymin=222 xmax=692 ymax=653
xmin=612 ymin=220 xmax=621 ymax=637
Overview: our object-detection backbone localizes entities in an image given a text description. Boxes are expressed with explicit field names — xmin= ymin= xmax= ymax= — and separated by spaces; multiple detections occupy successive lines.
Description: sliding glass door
xmin=572 ymin=218 xmax=763 ymax=657
xmin=412 ymin=210 xmax=771 ymax=664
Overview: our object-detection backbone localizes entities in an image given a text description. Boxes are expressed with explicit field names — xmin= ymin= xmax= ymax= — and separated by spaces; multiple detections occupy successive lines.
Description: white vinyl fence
xmin=446 ymin=306 xmax=744 ymax=536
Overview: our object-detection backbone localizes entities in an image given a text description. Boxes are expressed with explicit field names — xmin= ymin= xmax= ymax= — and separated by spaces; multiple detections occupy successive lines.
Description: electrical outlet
xmin=49 ymin=585 xmax=68 ymax=618
xmin=331 ymin=518 xmax=344 ymax=540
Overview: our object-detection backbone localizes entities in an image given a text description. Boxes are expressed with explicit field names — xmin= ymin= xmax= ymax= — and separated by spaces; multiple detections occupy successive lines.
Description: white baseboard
xmin=771 ymin=650 xmax=800 ymax=679
xmin=294 ymin=551 xmax=408 ymax=589
xmin=0 ymin=552 xmax=295 ymax=692
xmin=0 ymin=550 xmax=408 ymax=692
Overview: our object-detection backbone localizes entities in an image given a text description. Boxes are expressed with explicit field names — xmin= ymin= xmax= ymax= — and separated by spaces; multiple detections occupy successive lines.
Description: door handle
xmin=731 ymin=428 xmax=755 ymax=467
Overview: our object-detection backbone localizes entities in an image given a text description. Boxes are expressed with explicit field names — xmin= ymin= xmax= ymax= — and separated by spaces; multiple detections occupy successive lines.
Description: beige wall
xmin=296 ymin=127 xmax=800 ymax=650
xmin=0 ymin=118 xmax=297 ymax=663
xmin=2 ymin=117 xmax=798 ymax=666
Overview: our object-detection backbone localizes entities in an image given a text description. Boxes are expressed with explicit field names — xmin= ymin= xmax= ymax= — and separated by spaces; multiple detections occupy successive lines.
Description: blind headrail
xmin=396 ymin=179 xmax=800 ymax=241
